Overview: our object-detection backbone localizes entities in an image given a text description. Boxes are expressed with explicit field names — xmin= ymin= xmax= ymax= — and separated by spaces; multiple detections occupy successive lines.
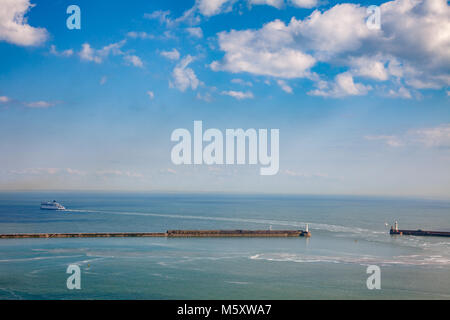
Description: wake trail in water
xmin=65 ymin=209 xmax=376 ymax=235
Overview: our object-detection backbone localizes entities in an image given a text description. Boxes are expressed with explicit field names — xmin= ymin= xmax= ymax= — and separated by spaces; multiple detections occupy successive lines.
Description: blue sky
xmin=0 ymin=0 xmax=449 ymax=198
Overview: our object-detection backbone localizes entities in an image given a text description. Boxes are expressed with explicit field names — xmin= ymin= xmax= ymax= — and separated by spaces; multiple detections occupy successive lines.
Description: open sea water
xmin=0 ymin=192 xmax=449 ymax=299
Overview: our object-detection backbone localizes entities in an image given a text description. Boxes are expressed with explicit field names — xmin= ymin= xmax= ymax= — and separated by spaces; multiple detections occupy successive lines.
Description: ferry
xmin=40 ymin=200 xmax=66 ymax=210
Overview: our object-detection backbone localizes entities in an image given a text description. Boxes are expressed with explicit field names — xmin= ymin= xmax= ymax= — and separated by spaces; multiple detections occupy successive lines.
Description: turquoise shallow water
xmin=0 ymin=192 xmax=449 ymax=299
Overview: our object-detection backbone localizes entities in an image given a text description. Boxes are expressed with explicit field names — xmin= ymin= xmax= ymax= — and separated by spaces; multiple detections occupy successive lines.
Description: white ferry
xmin=40 ymin=200 xmax=66 ymax=210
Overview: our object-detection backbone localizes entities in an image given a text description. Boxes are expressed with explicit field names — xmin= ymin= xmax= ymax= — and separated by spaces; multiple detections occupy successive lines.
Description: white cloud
xmin=9 ymin=168 xmax=61 ymax=175
xmin=196 ymin=0 xmax=234 ymax=16
xmin=288 ymin=0 xmax=318 ymax=8
xmin=65 ymin=168 xmax=86 ymax=176
xmin=186 ymin=27 xmax=203 ymax=38
xmin=79 ymin=43 xmax=104 ymax=63
xmin=411 ymin=124 xmax=450 ymax=148
xmin=25 ymin=101 xmax=57 ymax=108
xmin=349 ymin=56 xmax=389 ymax=81
xmin=387 ymin=87 xmax=412 ymax=99
xmin=124 ymin=54 xmax=143 ymax=68
xmin=9 ymin=168 xmax=143 ymax=178
xmin=0 ymin=95 xmax=59 ymax=108
xmin=9 ymin=167 xmax=86 ymax=176
xmin=79 ymin=41 xmax=126 ymax=63
xmin=196 ymin=92 xmax=213 ymax=102
xmin=49 ymin=45 xmax=74 ymax=57
xmin=212 ymin=0 xmax=450 ymax=96
xmin=144 ymin=7 xmax=201 ymax=28
xmin=127 ymin=31 xmax=155 ymax=40
xmin=95 ymin=170 xmax=143 ymax=178
xmin=144 ymin=10 xmax=172 ymax=26
xmin=166 ymin=168 xmax=177 ymax=174
xmin=147 ymin=91 xmax=155 ymax=99
xmin=277 ymin=79 xmax=293 ymax=93
xmin=211 ymin=19 xmax=316 ymax=78
xmin=160 ymin=48 xmax=180 ymax=60
xmin=170 ymin=55 xmax=200 ymax=92
xmin=221 ymin=90 xmax=254 ymax=99
xmin=78 ymin=40 xmax=143 ymax=68
xmin=366 ymin=124 xmax=450 ymax=148
xmin=0 ymin=0 xmax=48 ymax=46
xmin=249 ymin=0 xmax=284 ymax=9
xmin=231 ymin=78 xmax=253 ymax=87
xmin=364 ymin=135 xmax=404 ymax=147
xmin=309 ymin=72 xmax=371 ymax=97
xmin=186 ymin=0 xmax=320 ymax=19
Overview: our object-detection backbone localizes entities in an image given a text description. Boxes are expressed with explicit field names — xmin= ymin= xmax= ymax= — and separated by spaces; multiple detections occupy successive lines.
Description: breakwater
xmin=390 ymin=229 xmax=450 ymax=237
xmin=389 ymin=221 xmax=450 ymax=237
xmin=0 ymin=229 xmax=311 ymax=239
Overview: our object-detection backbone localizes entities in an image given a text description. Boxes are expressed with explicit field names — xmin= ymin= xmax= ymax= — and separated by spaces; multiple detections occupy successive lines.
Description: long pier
xmin=389 ymin=222 xmax=450 ymax=237
xmin=0 ymin=229 xmax=311 ymax=239
xmin=390 ymin=229 xmax=450 ymax=237
xmin=167 ymin=229 xmax=310 ymax=237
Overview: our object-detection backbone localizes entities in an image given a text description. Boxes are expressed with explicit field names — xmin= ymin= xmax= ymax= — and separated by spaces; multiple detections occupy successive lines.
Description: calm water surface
xmin=0 ymin=192 xmax=449 ymax=299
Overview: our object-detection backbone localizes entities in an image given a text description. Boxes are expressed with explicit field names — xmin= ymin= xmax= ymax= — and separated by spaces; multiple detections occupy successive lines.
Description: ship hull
xmin=40 ymin=205 xmax=65 ymax=210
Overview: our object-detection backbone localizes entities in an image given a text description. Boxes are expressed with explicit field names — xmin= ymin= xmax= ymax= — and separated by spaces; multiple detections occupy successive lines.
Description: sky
xmin=0 ymin=0 xmax=449 ymax=198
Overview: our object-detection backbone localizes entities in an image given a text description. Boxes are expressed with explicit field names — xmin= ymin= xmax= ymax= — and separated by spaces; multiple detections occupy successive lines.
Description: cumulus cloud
xmin=160 ymin=48 xmax=180 ymax=60
xmin=127 ymin=31 xmax=155 ymax=40
xmin=144 ymin=7 xmax=201 ymax=27
xmin=277 ymin=80 xmax=293 ymax=93
xmin=309 ymin=72 xmax=371 ymax=97
xmin=79 ymin=41 xmax=126 ymax=63
xmin=348 ymin=56 xmax=389 ymax=81
xmin=170 ymin=55 xmax=200 ymax=92
xmin=186 ymin=27 xmax=203 ymax=38
xmin=288 ymin=0 xmax=319 ymax=8
xmin=211 ymin=19 xmax=316 ymax=78
xmin=221 ymin=90 xmax=254 ymax=99
xmin=124 ymin=54 xmax=143 ymax=67
xmin=387 ymin=87 xmax=412 ymax=99
xmin=249 ymin=0 xmax=284 ymax=9
xmin=0 ymin=0 xmax=48 ymax=46
xmin=78 ymin=40 xmax=144 ymax=68
xmin=144 ymin=10 xmax=172 ymax=25
xmin=211 ymin=0 xmax=450 ymax=97
xmin=190 ymin=0 xmax=320 ymax=18
xmin=196 ymin=0 xmax=235 ymax=16
xmin=231 ymin=78 xmax=253 ymax=86
xmin=49 ymin=45 xmax=74 ymax=57
xmin=196 ymin=92 xmax=213 ymax=102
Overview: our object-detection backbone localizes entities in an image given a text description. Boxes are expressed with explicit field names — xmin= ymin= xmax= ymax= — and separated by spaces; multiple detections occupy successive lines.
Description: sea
xmin=0 ymin=192 xmax=449 ymax=299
